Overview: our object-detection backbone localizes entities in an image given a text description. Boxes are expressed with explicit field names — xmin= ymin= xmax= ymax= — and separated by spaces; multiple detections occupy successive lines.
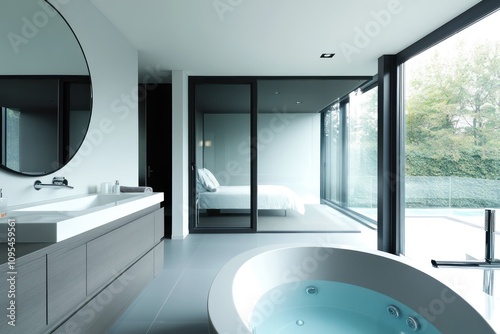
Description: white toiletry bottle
xmin=0 ymin=189 xmax=7 ymax=218
xmin=113 ymin=180 xmax=120 ymax=194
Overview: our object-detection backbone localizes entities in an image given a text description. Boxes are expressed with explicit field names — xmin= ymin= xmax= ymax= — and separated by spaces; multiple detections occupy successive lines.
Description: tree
xmin=405 ymin=38 xmax=500 ymax=179
xmin=452 ymin=41 xmax=500 ymax=150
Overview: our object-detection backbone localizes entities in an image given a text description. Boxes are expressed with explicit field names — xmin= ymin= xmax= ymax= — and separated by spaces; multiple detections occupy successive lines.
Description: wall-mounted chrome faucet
xmin=34 ymin=177 xmax=74 ymax=190
xmin=431 ymin=209 xmax=498 ymax=295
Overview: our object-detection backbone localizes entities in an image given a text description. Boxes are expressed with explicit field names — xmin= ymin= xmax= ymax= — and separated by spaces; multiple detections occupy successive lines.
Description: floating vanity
xmin=0 ymin=192 xmax=164 ymax=334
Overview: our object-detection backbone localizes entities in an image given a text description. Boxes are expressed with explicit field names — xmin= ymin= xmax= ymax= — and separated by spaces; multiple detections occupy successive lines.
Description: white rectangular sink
xmin=0 ymin=192 xmax=164 ymax=243
xmin=14 ymin=194 xmax=139 ymax=212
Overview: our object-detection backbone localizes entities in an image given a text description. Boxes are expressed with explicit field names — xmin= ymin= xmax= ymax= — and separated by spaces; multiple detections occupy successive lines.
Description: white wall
xmin=258 ymin=113 xmax=320 ymax=201
xmin=203 ymin=113 xmax=321 ymax=202
xmin=1 ymin=0 xmax=139 ymax=206
xmin=171 ymin=70 xmax=189 ymax=239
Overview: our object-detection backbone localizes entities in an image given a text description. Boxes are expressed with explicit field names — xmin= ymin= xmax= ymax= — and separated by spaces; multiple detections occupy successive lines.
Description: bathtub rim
xmin=207 ymin=243 xmax=497 ymax=334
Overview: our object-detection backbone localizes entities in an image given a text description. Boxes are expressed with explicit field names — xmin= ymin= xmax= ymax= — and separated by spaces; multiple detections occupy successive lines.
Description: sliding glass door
xmin=192 ymin=82 xmax=253 ymax=230
xmin=256 ymin=79 xmax=322 ymax=232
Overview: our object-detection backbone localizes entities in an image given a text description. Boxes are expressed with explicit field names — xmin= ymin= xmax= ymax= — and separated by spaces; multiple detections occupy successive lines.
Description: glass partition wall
xmin=190 ymin=77 xmax=372 ymax=233
xmin=256 ymin=79 xmax=322 ymax=232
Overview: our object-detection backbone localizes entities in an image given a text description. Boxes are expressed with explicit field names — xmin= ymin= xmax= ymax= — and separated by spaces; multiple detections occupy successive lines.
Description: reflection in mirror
xmin=0 ymin=0 xmax=92 ymax=176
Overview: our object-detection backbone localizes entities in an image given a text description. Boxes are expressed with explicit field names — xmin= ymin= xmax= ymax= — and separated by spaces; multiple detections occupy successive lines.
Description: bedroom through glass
xmin=190 ymin=77 xmax=373 ymax=233
xmin=256 ymin=79 xmax=320 ymax=232
xmin=193 ymin=82 xmax=253 ymax=229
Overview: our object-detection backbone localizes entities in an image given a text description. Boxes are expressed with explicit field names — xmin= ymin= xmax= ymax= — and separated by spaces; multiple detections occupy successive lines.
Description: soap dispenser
xmin=113 ymin=180 xmax=121 ymax=194
xmin=0 ymin=189 xmax=7 ymax=218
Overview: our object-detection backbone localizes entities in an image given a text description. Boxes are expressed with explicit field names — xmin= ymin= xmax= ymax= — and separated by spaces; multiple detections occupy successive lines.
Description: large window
xmin=323 ymin=101 xmax=342 ymax=204
xmin=402 ymin=10 xmax=500 ymax=290
xmin=321 ymin=83 xmax=378 ymax=225
xmin=347 ymin=87 xmax=378 ymax=218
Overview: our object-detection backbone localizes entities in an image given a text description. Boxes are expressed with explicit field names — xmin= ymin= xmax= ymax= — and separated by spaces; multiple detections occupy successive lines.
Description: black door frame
xmin=189 ymin=77 xmax=258 ymax=233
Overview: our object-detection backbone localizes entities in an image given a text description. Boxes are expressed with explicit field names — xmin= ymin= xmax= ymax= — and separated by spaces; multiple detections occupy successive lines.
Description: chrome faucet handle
xmin=485 ymin=209 xmax=496 ymax=263
xmin=485 ymin=209 xmax=495 ymax=232
xmin=52 ymin=177 xmax=68 ymax=185
xmin=34 ymin=177 xmax=73 ymax=190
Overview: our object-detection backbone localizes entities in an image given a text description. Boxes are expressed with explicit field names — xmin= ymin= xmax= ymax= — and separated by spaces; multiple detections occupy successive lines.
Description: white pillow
xmin=203 ymin=168 xmax=220 ymax=188
xmin=197 ymin=168 xmax=218 ymax=192
xmin=196 ymin=176 xmax=207 ymax=193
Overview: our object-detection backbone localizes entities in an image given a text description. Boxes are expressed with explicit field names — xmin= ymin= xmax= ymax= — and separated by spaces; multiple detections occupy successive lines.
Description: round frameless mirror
xmin=0 ymin=0 xmax=92 ymax=176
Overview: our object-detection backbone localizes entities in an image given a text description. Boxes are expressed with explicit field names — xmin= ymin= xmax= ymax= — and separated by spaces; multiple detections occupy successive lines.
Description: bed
xmin=198 ymin=184 xmax=305 ymax=214
xmin=196 ymin=167 xmax=305 ymax=215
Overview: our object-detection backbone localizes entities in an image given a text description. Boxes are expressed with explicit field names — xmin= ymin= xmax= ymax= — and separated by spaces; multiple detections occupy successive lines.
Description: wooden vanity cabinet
xmin=0 ymin=254 xmax=47 ymax=334
xmin=47 ymin=244 xmax=87 ymax=325
xmin=87 ymin=212 xmax=155 ymax=295
xmin=0 ymin=205 xmax=164 ymax=334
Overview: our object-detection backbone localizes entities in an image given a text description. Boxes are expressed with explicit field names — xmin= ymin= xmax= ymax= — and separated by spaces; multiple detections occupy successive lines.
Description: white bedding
xmin=198 ymin=185 xmax=305 ymax=214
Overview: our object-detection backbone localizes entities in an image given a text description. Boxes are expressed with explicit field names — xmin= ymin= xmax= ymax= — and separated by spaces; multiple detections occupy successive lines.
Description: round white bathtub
xmin=207 ymin=244 xmax=496 ymax=334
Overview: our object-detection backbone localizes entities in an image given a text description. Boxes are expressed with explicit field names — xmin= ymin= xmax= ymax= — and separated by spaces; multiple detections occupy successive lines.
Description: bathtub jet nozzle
xmin=305 ymin=286 xmax=318 ymax=295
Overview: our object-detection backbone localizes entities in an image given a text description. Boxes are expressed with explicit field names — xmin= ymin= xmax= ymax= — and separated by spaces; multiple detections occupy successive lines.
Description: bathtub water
xmin=250 ymin=280 xmax=441 ymax=333
xmin=207 ymin=244 xmax=496 ymax=334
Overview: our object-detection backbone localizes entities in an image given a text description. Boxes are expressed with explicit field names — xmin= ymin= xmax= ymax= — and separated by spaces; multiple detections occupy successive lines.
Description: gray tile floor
xmin=108 ymin=228 xmax=377 ymax=334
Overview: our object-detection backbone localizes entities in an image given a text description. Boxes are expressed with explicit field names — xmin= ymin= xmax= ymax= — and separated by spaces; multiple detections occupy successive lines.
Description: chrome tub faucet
xmin=431 ymin=209 xmax=498 ymax=295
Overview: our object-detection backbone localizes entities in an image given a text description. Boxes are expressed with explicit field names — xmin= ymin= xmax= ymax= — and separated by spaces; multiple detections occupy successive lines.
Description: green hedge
xmin=406 ymin=150 xmax=500 ymax=180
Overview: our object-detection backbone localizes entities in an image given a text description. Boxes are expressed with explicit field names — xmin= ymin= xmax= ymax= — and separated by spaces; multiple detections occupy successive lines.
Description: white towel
xmin=120 ymin=186 xmax=153 ymax=193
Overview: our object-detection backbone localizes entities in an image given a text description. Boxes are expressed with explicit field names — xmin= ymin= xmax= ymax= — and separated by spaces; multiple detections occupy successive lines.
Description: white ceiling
xmin=89 ymin=0 xmax=482 ymax=82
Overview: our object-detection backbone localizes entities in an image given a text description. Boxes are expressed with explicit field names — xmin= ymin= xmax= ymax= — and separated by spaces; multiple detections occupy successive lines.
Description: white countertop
xmin=0 ymin=192 xmax=164 ymax=243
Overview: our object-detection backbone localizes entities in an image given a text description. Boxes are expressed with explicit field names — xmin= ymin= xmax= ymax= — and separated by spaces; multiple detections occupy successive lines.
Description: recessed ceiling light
xmin=274 ymin=91 xmax=280 ymax=95
xmin=320 ymin=53 xmax=335 ymax=58
xmin=296 ymin=101 xmax=302 ymax=104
